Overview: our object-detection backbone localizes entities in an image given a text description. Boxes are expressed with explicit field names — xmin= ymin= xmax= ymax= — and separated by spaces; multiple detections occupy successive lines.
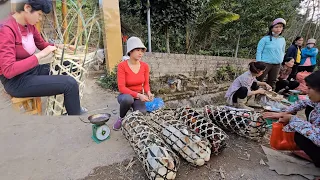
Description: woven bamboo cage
xmin=122 ymin=111 xmax=179 ymax=180
xmin=204 ymin=105 xmax=267 ymax=141
xmin=147 ymin=110 xmax=211 ymax=166
xmin=173 ymin=107 xmax=228 ymax=155
xmin=45 ymin=48 xmax=96 ymax=115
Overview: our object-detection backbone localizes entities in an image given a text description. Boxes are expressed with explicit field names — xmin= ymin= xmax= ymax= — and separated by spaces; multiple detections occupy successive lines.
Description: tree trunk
xmin=305 ymin=0 xmax=316 ymax=40
xmin=312 ymin=1 xmax=320 ymax=37
xmin=165 ymin=25 xmax=170 ymax=53
xmin=235 ymin=33 xmax=240 ymax=58
xmin=300 ymin=0 xmax=311 ymax=38
xmin=62 ymin=0 xmax=69 ymax=43
xmin=186 ymin=23 xmax=190 ymax=54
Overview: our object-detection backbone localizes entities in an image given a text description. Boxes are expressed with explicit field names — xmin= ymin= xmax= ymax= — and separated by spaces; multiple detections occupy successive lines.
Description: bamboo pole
xmin=101 ymin=0 xmax=123 ymax=72
xmin=35 ymin=21 xmax=42 ymax=32
xmin=76 ymin=0 xmax=83 ymax=46
xmin=62 ymin=0 xmax=69 ymax=43
xmin=52 ymin=0 xmax=58 ymax=39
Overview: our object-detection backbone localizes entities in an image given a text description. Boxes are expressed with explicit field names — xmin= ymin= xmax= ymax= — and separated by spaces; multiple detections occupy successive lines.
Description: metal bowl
xmin=88 ymin=113 xmax=111 ymax=125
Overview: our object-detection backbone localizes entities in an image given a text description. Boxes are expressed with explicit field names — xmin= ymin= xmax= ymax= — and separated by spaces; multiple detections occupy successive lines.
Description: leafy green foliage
xmin=55 ymin=0 xmax=102 ymax=48
xmin=215 ymin=64 xmax=244 ymax=83
xmin=119 ymin=0 xmax=305 ymax=58
xmin=97 ymin=65 xmax=118 ymax=91
xmin=218 ymin=0 xmax=301 ymax=58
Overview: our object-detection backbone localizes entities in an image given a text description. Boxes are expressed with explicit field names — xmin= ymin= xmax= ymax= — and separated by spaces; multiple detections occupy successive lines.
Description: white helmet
xmin=126 ymin=37 xmax=147 ymax=56
xmin=271 ymin=18 xmax=286 ymax=27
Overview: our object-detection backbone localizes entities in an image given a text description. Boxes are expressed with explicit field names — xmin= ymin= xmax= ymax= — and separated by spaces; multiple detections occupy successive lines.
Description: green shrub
xmin=97 ymin=65 xmax=118 ymax=91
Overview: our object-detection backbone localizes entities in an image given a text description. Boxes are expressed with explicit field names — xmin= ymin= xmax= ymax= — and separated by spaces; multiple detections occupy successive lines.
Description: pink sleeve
xmin=143 ymin=63 xmax=150 ymax=93
xmin=117 ymin=63 xmax=139 ymax=98
xmin=32 ymin=26 xmax=52 ymax=50
xmin=0 ymin=26 xmax=38 ymax=79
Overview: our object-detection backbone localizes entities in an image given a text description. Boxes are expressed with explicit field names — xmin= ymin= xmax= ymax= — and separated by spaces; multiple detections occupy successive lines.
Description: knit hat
xmin=126 ymin=37 xmax=146 ymax=56
xmin=270 ymin=18 xmax=286 ymax=28
xmin=307 ymin=38 xmax=316 ymax=45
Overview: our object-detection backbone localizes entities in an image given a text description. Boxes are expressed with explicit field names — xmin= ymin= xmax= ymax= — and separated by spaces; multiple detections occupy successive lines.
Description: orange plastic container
xmin=270 ymin=122 xmax=299 ymax=150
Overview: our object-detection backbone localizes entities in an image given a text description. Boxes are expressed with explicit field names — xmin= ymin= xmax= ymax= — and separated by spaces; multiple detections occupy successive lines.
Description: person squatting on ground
xmin=113 ymin=37 xmax=154 ymax=130
xmin=0 ymin=0 xmax=85 ymax=115
xmin=298 ymin=38 xmax=319 ymax=73
xmin=225 ymin=61 xmax=272 ymax=111
xmin=275 ymin=57 xmax=300 ymax=95
xmin=256 ymin=18 xmax=286 ymax=90
xmin=285 ymin=36 xmax=304 ymax=80
xmin=264 ymin=71 xmax=320 ymax=168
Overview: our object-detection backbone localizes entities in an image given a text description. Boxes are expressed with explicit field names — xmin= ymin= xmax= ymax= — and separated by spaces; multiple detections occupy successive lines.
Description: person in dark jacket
xmin=285 ymin=36 xmax=304 ymax=80
xmin=275 ymin=57 xmax=300 ymax=94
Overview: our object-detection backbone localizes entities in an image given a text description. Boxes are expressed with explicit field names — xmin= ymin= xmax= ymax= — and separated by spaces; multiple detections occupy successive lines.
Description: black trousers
xmin=256 ymin=63 xmax=281 ymax=90
xmin=294 ymin=132 xmax=320 ymax=167
xmin=232 ymin=82 xmax=259 ymax=103
xmin=294 ymin=105 xmax=320 ymax=167
xmin=275 ymin=79 xmax=300 ymax=93
xmin=0 ymin=64 xmax=81 ymax=115
xmin=117 ymin=94 xmax=146 ymax=118
xmin=298 ymin=65 xmax=316 ymax=73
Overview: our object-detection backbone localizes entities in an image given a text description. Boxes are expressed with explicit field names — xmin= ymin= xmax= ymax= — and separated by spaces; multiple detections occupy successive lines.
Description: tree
xmin=187 ymin=0 xmax=239 ymax=53
xmin=218 ymin=0 xmax=301 ymax=58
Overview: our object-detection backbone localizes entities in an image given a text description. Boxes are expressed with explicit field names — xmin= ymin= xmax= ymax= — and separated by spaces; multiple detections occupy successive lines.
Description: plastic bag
xmin=145 ymin=98 xmax=165 ymax=112
xmin=257 ymin=95 xmax=288 ymax=112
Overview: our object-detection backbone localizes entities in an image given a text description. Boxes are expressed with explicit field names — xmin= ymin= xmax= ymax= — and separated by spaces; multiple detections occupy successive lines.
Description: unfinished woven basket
xmin=45 ymin=48 xmax=95 ymax=115
xmin=122 ymin=111 xmax=179 ymax=180
xmin=205 ymin=105 xmax=267 ymax=141
xmin=147 ymin=110 xmax=211 ymax=166
xmin=173 ymin=107 xmax=228 ymax=155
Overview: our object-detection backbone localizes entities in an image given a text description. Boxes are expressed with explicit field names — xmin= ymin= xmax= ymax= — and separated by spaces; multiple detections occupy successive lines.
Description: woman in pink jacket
xmin=0 ymin=0 xmax=85 ymax=115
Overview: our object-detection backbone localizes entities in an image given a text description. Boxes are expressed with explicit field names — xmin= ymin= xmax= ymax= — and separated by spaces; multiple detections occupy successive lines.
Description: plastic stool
xmin=11 ymin=97 xmax=42 ymax=115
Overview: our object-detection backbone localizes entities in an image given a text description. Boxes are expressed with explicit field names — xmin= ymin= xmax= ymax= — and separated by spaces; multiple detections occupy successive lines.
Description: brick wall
xmin=143 ymin=53 xmax=253 ymax=78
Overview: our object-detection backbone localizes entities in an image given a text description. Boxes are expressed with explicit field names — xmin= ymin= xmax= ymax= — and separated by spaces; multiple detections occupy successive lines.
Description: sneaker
xmin=80 ymin=107 xmax=88 ymax=115
xmin=113 ymin=117 xmax=122 ymax=131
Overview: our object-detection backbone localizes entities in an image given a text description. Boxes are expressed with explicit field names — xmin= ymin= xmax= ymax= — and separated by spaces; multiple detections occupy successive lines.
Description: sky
xmin=299 ymin=0 xmax=320 ymax=21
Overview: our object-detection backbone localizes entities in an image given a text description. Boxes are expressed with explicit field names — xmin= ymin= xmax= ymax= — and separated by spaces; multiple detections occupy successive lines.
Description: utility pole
xmin=147 ymin=0 xmax=152 ymax=52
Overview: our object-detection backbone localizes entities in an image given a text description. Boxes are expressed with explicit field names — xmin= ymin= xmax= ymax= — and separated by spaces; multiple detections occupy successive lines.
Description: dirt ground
xmin=0 ymin=73 xmax=309 ymax=180
xmin=81 ymin=133 xmax=305 ymax=180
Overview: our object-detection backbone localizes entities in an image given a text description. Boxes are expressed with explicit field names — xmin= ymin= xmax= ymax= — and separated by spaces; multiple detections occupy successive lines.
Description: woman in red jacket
xmin=0 ymin=1 xmax=84 ymax=115
xmin=113 ymin=37 xmax=153 ymax=130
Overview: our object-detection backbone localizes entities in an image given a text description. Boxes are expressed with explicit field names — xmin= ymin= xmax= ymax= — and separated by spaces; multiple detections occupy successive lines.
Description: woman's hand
xmin=137 ymin=93 xmax=150 ymax=102
xmin=35 ymin=45 xmax=57 ymax=60
xmin=263 ymin=112 xmax=286 ymax=119
xmin=263 ymin=112 xmax=292 ymax=123
xmin=278 ymin=114 xmax=293 ymax=123
xmin=255 ymin=89 xmax=266 ymax=95
xmin=264 ymin=83 xmax=272 ymax=91
xmin=147 ymin=91 xmax=154 ymax=101
xmin=55 ymin=44 xmax=76 ymax=51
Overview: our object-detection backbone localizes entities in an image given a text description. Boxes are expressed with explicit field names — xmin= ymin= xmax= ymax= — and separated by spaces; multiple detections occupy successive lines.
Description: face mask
xmin=307 ymin=44 xmax=315 ymax=48
xmin=272 ymin=32 xmax=280 ymax=36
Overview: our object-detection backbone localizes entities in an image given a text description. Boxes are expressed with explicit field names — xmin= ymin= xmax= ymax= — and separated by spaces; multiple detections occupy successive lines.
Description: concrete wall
xmin=143 ymin=53 xmax=253 ymax=78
